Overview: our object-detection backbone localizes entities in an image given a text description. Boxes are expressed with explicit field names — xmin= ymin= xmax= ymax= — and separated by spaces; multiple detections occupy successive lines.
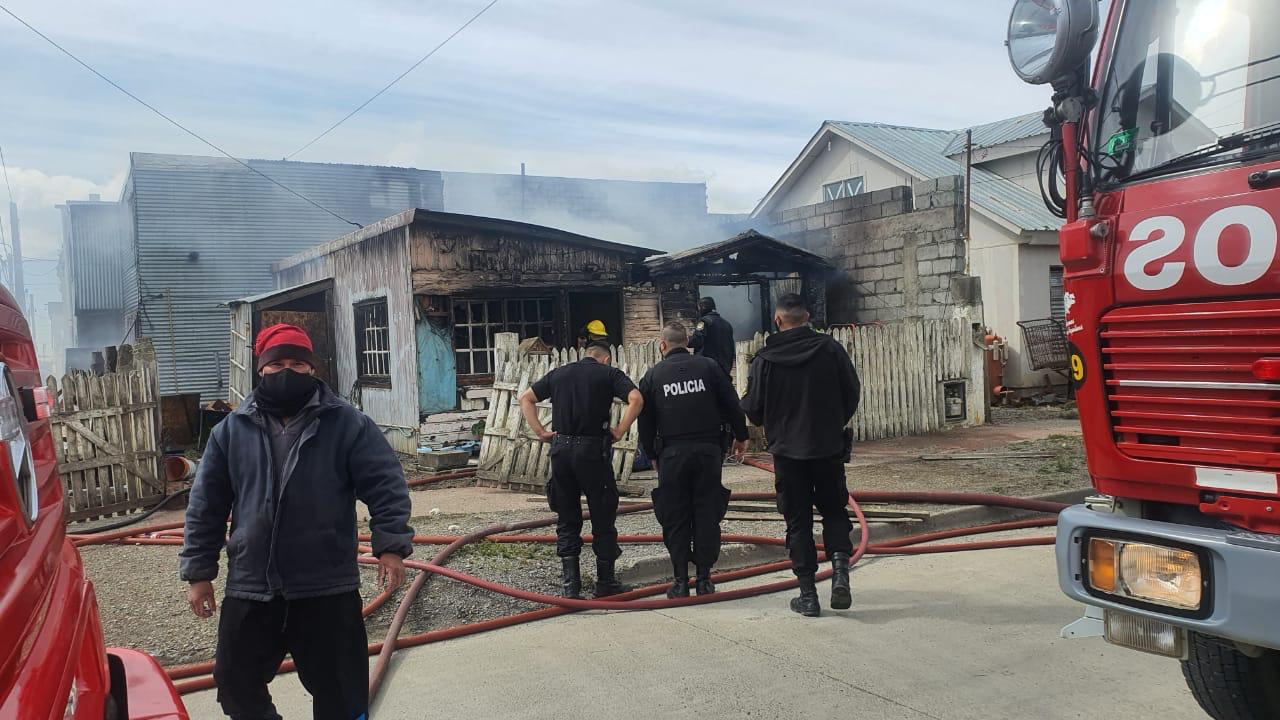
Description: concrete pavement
xmin=182 ymin=541 xmax=1205 ymax=720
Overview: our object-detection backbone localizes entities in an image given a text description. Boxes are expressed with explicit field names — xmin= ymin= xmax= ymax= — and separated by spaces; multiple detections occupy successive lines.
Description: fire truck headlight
xmin=1086 ymin=537 xmax=1204 ymax=611
xmin=1119 ymin=543 xmax=1202 ymax=610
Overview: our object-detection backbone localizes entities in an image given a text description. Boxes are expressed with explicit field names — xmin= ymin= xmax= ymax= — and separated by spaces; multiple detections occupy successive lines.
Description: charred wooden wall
xmin=409 ymin=227 xmax=634 ymax=294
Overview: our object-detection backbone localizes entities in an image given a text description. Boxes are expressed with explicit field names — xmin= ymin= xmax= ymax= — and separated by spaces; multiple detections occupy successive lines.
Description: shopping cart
xmin=1017 ymin=318 xmax=1072 ymax=398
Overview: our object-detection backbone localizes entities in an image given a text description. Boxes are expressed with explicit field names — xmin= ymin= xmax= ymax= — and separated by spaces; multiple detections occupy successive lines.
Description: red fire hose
xmin=69 ymin=463 xmax=1066 ymax=705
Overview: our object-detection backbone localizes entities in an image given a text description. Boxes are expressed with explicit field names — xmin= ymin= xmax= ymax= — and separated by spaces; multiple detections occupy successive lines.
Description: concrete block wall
xmin=766 ymin=176 xmax=978 ymax=325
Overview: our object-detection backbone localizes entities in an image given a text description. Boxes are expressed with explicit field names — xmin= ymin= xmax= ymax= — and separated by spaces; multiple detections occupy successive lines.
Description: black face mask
xmin=255 ymin=369 xmax=318 ymax=417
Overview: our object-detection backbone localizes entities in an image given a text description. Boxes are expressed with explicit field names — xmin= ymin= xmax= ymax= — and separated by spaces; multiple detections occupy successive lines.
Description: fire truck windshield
xmin=1095 ymin=0 xmax=1280 ymax=184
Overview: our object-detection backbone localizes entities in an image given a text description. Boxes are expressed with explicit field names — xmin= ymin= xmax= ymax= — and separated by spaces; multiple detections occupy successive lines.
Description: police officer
xmin=742 ymin=294 xmax=860 ymax=618
xmin=638 ymin=322 xmax=748 ymax=598
xmin=519 ymin=342 xmax=644 ymax=599
xmin=690 ymin=297 xmax=736 ymax=375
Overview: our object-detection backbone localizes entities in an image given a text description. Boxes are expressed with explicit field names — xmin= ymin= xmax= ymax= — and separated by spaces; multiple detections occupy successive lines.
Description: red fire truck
xmin=1006 ymin=0 xmax=1280 ymax=717
xmin=0 ymin=286 xmax=187 ymax=719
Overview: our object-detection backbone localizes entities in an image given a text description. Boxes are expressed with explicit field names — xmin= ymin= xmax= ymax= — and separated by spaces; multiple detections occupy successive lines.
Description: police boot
xmin=830 ymin=552 xmax=852 ymax=610
xmin=789 ymin=575 xmax=821 ymax=618
xmin=561 ymin=557 xmax=583 ymax=600
xmin=667 ymin=560 xmax=690 ymax=599
xmin=593 ymin=557 xmax=631 ymax=598
xmin=695 ymin=566 xmax=716 ymax=596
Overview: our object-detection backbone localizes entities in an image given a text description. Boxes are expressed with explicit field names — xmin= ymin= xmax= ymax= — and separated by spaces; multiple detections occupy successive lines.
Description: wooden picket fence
xmin=477 ymin=335 xmax=661 ymax=491
xmin=734 ymin=318 xmax=980 ymax=442
xmin=478 ymin=318 xmax=981 ymax=488
xmin=49 ymin=345 xmax=164 ymax=522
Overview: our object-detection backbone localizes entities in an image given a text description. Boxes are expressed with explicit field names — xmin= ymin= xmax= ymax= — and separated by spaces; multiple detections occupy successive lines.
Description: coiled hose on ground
xmin=67 ymin=457 xmax=1066 ymax=706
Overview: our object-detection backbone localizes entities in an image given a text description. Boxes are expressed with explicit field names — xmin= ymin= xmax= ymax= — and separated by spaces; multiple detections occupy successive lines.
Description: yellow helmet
xmin=586 ymin=319 xmax=608 ymax=337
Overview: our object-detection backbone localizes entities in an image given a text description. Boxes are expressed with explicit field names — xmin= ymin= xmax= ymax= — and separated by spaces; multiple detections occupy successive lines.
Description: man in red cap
xmin=180 ymin=323 xmax=413 ymax=720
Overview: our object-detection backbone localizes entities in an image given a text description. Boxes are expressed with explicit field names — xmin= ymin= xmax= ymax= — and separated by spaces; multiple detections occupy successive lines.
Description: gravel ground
xmin=80 ymin=415 xmax=1083 ymax=668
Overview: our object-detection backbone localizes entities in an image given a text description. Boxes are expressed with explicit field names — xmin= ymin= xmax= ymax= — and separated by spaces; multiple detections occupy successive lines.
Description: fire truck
xmin=1006 ymin=0 xmax=1280 ymax=717
xmin=0 ymin=286 xmax=187 ymax=719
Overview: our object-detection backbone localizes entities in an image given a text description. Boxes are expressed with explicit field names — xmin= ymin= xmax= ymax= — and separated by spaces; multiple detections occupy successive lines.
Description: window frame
xmin=354 ymin=298 xmax=392 ymax=387
xmin=823 ymin=176 xmax=866 ymax=202
xmin=452 ymin=296 xmax=557 ymax=380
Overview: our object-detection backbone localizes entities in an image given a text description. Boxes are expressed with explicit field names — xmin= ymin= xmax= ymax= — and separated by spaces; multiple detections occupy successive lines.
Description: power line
xmin=0 ymin=144 xmax=12 ymax=199
xmin=0 ymin=3 xmax=361 ymax=228
xmin=284 ymin=0 xmax=500 ymax=160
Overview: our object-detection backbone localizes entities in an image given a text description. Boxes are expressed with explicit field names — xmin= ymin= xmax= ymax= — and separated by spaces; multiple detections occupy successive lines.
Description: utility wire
xmin=0 ymin=4 xmax=361 ymax=228
xmin=284 ymin=0 xmax=500 ymax=160
xmin=0 ymin=144 xmax=12 ymax=200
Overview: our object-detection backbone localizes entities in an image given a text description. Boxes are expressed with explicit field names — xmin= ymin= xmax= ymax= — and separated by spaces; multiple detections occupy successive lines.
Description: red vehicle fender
xmin=107 ymin=649 xmax=188 ymax=720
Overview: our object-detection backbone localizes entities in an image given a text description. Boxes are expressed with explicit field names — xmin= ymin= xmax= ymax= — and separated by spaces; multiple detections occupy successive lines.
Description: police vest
xmin=648 ymin=352 xmax=725 ymax=442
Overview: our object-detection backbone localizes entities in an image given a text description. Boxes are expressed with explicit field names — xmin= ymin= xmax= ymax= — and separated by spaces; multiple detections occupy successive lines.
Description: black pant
xmin=548 ymin=436 xmax=621 ymax=560
xmin=214 ymin=591 xmax=368 ymax=720
xmin=652 ymin=443 xmax=731 ymax=570
xmin=774 ymin=454 xmax=854 ymax=578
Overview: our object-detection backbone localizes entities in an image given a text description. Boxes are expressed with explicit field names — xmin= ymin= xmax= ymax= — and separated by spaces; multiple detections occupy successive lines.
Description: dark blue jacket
xmin=179 ymin=383 xmax=413 ymax=601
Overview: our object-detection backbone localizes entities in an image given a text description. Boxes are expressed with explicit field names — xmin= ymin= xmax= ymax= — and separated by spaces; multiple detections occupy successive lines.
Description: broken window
xmin=355 ymin=299 xmax=391 ymax=384
xmin=823 ymin=176 xmax=865 ymax=201
xmin=453 ymin=297 xmax=556 ymax=376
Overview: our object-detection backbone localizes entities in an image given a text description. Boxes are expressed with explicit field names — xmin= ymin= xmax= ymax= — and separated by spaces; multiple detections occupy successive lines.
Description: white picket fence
xmin=479 ymin=318 xmax=981 ymax=487
xmin=735 ymin=318 xmax=979 ymax=442
xmin=477 ymin=335 xmax=661 ymax=490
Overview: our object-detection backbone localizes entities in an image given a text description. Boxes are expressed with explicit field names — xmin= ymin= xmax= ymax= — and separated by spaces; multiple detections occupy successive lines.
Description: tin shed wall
xmin=125 ymin=153 xmax=442 ymax=400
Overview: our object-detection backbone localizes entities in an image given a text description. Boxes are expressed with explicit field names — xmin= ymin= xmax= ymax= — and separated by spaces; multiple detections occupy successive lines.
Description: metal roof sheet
xmin=828 ymin=121 xmax=1060 ymax=232
xmin=942 ymin=111 xmax=1049 ymax=155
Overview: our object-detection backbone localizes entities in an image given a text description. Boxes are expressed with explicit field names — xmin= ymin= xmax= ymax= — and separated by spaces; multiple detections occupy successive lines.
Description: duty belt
xmin=554 ymin=434 xmax=608 ymax=445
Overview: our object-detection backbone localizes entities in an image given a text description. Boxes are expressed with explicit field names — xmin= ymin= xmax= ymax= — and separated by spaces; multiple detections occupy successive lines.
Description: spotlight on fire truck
xmin=1006 ymin=0 xmax=1099 ymax=86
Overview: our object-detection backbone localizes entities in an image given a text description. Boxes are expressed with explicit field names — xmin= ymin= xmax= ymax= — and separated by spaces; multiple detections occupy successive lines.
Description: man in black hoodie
xmin=741 ymin=294 xmax=860 ymax=617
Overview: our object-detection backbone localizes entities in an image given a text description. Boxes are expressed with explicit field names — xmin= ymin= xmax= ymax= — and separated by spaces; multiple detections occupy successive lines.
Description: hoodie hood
xmin=755 ymin=326 xmax=832 ymax=367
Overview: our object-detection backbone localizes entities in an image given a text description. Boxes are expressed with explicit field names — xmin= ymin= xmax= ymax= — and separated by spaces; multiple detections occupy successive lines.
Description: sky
xmin=0 ymin=0 xmax=1066 ymax=316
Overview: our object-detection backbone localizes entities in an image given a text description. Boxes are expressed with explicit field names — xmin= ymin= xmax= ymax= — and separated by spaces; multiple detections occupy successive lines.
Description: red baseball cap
xmin=255 ymin=324 xmax=319 ymax=371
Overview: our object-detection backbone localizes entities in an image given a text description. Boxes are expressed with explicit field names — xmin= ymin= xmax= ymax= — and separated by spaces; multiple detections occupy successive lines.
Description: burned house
xmin=228 ymin=211 xmax=834 ymax=453
xmin=229 ymin=210 xmax=657 ymax=452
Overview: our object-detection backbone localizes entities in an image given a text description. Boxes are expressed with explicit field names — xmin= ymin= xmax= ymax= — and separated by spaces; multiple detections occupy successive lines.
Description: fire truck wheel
xmin=1181 ymin=631 xmax=1280 ymax=720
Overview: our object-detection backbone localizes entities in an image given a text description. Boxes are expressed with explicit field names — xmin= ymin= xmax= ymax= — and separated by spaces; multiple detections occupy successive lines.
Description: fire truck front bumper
xmin=1056 ymin=504 xmax=1280 ymax=653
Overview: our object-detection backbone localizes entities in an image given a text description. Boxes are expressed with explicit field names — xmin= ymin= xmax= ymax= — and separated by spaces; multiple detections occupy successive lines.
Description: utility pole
xmin=964 ymin=129 xmax=973 ymax=274
xmin=520 ymin=162 xmax=527 ymax=220
xmin=9 ymin=202 xmax=22 ymax=304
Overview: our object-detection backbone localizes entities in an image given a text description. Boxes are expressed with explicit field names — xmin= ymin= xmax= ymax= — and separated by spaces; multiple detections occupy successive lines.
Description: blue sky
xmin=0 ymin=0 xmax=1067 ymax=311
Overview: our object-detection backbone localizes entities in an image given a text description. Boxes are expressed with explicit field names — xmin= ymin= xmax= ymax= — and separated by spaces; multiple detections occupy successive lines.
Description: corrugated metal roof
xmin=125 ymin=152 xmax=446 ymax=398
xmin=59 ymin=200 xmax=127 ymax=312
xmin=942 ymin=111 xmax=1048 ymax=155
xmin=828 ymin=121 xmax=1061 ymax=232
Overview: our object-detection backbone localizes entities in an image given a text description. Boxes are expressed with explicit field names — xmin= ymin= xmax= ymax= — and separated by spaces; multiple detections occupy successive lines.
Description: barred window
xmin=355 ymin=299 xmax=391 ymax=383
xmin=454 ymin=298 xmax=555 ymax=376
xmin=1049 ymin=267 xmax=1065 ymax=322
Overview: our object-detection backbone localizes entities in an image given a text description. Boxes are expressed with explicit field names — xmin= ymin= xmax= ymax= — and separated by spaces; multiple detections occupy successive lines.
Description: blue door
xmin=417 ymin=315 xmax=456 ymax=414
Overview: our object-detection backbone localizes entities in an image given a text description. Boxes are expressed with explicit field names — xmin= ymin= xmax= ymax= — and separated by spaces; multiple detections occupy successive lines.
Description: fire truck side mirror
xmin=1006 ymin=0 xmax=1100 ymax=86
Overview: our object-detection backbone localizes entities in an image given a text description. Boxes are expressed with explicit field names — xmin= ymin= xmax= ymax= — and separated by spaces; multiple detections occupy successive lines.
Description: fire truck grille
xmin=1101 ymin=300 xmax=1280 ymax=470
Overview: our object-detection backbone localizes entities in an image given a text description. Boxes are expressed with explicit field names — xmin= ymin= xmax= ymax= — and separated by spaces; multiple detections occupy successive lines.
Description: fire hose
xmin=69 ymin=460 xmax=1067 ymax=705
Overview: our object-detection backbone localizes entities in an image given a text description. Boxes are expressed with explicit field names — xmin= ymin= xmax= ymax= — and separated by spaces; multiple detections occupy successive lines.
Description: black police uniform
xmin=637 ymin=348 xmax=748 ymax=592
xmin=530 ymin=357 xmax=636 ymax=564
xmin=690 ymin=310 xmax=736 ymax=375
